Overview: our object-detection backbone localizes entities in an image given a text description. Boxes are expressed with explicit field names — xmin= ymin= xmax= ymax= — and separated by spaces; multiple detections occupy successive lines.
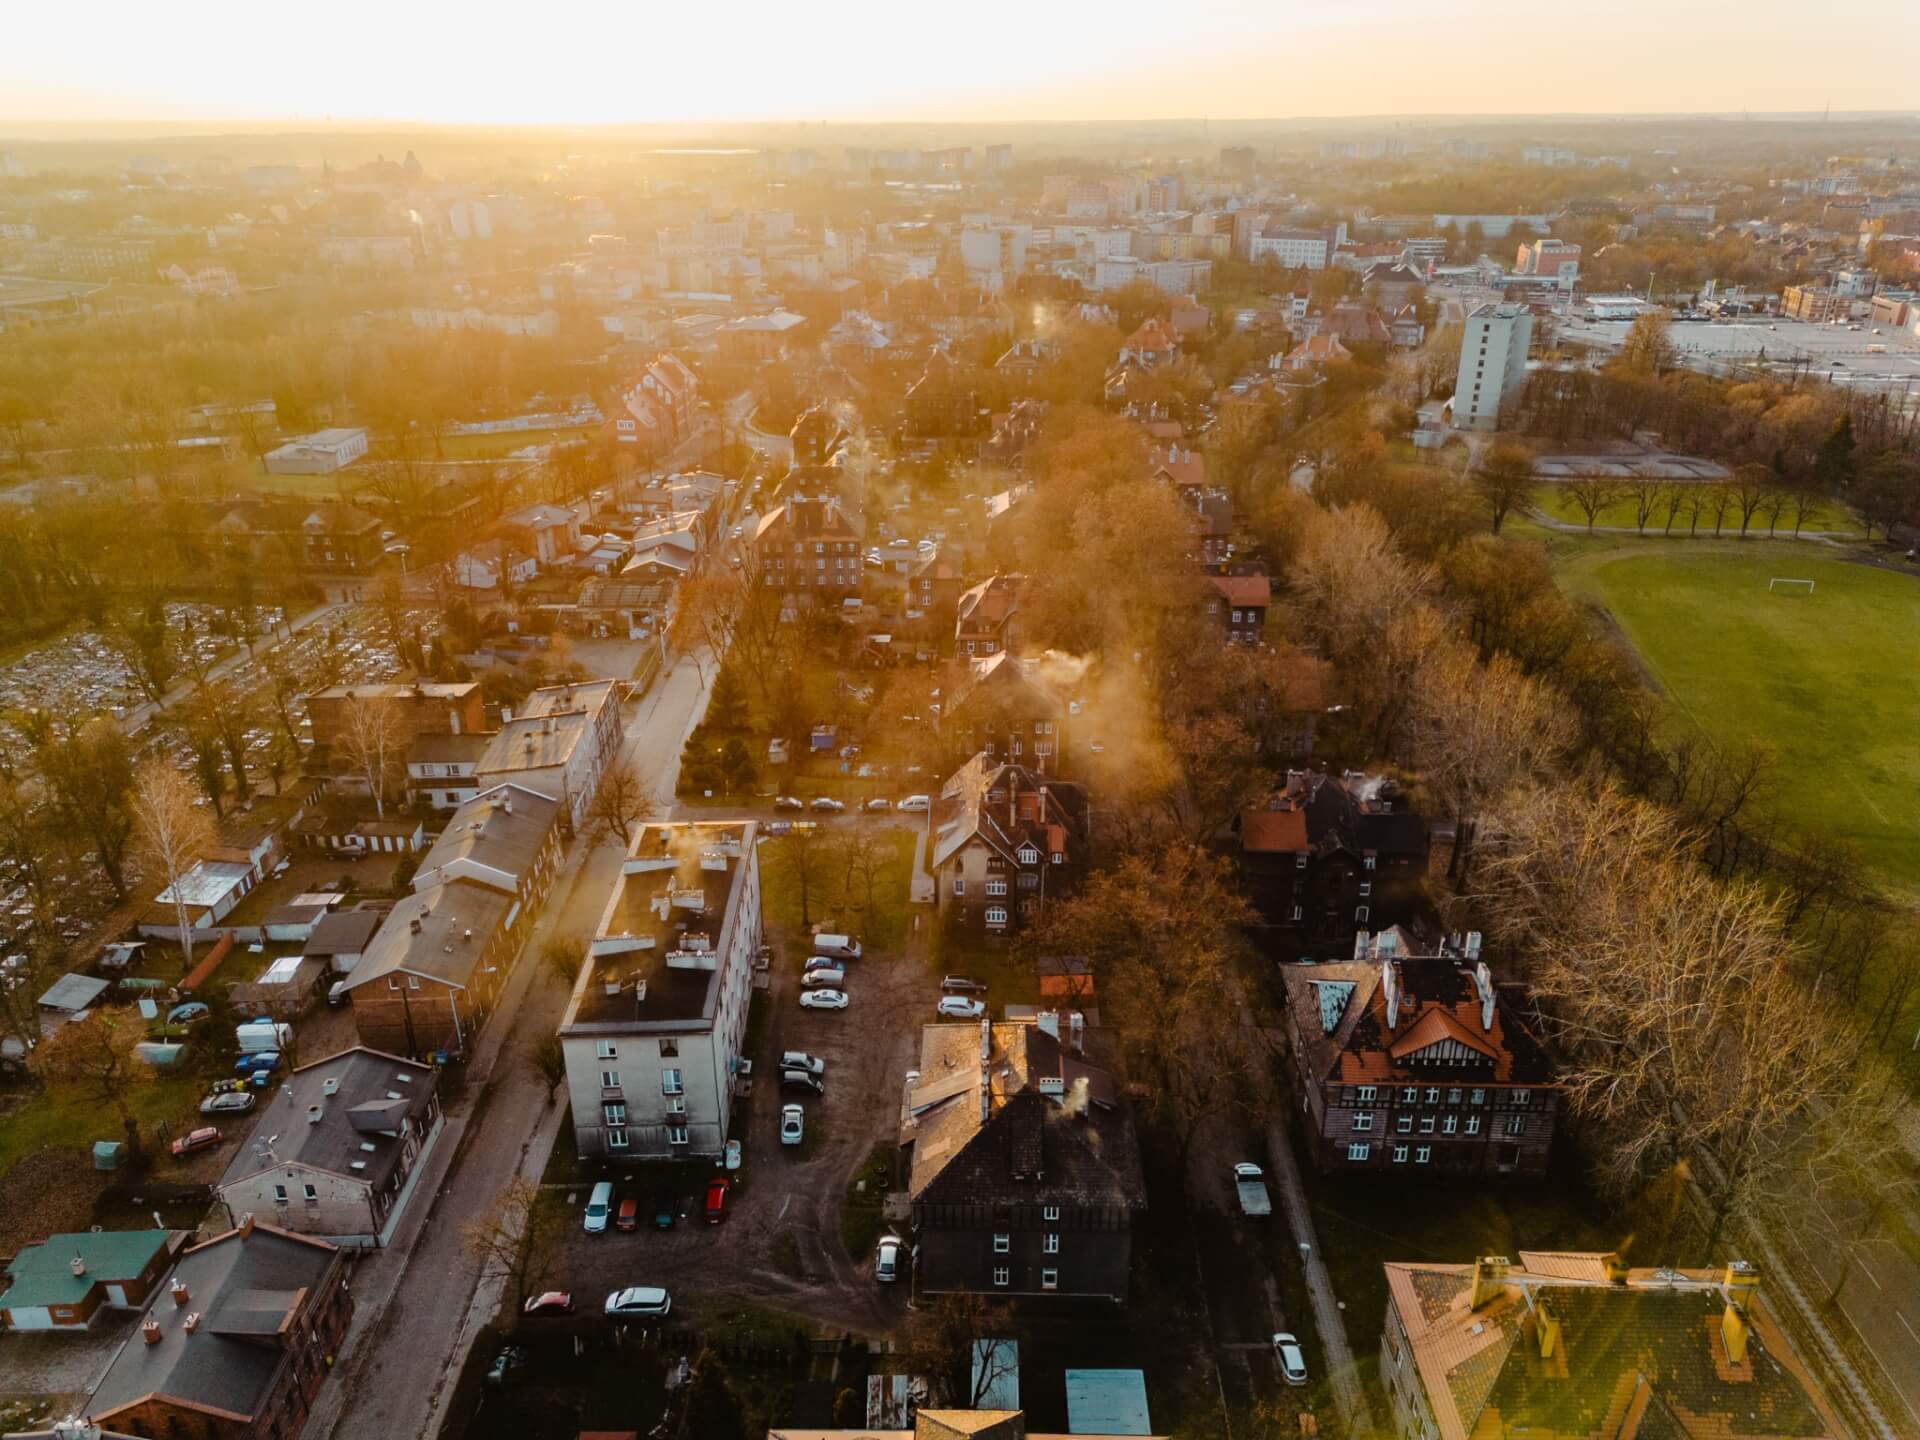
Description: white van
xmin=812 ymin=933 xmax=863 ymax=962
xmin=583 ymin=1181 xmax=614 ymax=1234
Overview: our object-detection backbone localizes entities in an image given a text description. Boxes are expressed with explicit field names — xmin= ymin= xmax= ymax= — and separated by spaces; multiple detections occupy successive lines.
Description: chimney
xmin=142 ymin=1319 xmax=163 ymax=1346
xmin=1382 ymin=958 xmax=1400 ymax=1031
xmin=409 ymin=916 xmax=422 ymax=936
xmin=1036 ymin=1010 xmax=1059 ymax=1040
xmin=1722 ymin=1295 xmax=1751 ymax=1366
xmin=1069 ymin=1011 xmax=1085 ymax=1053
xmin=183 ymin=1311 xmax=202 ymax=1334
xmin=503 ymin=795 xmax=513 ymax=814
xmin=1469 ymin=1255 xmax=1511 ymax=1311
xmin=169 ymin=1278 xmax=190 ymax=1307
xmin=1724 ymin=1259 xmax=1759 ymax=1301
xmin=1603 ymin=1251 xmax=1630 ymax=1285
xmin=69 ymin=1253 xmax=87 ymax=1278
xmin=1535 ymin=1296 xmax=1560 ymax=1358
xmin=1353 ymin=930 xmax=1370 ymax=961
xmin=238 ymin=1212 xmax=255 ymax=1237
xmin=1474 ymin=961 xmax=1495 ymax=1032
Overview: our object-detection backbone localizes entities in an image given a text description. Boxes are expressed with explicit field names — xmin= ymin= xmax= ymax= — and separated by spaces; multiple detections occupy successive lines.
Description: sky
xmin=3 ymin=0 xmax=1918 ymax=128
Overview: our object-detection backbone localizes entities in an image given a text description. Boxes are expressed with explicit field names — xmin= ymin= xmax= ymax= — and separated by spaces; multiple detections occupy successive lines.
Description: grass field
xmin=1533 ymin=484 xmax=1859 ymax=536
xmin=1560 ymin=544 xmax=1920 ymax=889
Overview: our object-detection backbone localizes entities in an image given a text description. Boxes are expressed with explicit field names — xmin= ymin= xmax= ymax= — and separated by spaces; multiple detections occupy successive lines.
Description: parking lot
xmin=532 ymin=914 xmax=939 ymax=1337
xmin=1563 ymin=314 xmax=1920 ymax=391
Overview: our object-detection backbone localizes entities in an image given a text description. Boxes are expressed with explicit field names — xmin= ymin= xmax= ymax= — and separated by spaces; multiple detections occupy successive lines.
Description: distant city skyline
xmin=6 ymin=0 xmax=1919 ymax=128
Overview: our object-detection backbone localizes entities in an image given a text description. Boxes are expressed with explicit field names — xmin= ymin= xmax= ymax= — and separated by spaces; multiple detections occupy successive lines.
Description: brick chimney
xmin=141 ymin=1319 xmax=162 ymax=1346
xmin=169 ymin=1278 xmax=190 ymax=1307
xmin=1469 ymin=1255 xmax=1510 ymax=1311
xmin=1603 ymin=1251 xmax=1630 ymax=1285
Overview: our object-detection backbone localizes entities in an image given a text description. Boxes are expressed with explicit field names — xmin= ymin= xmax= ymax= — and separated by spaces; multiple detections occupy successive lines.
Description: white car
xmin=1273 ymin=1332 xmax=1308 ymax=1386
xmin=780 ymin=1104 xmax=805 ymax=1145
xmin=936 ymin=996 xmax=986 ymax=1020
xmin=802 ymin=965 xmax=846 ymax=989
xmin=604 ymin=1286 xmax=673 ymax=1319
xmin=800 ymin=989 xmax=849 ymax=1011
xmin=896 ymin=794 xmax=931 ymax=812
xmin=781 ymin=1050 xmax=826 ymax=1076
xmin=865 ymin=797 xmax=891 ymax=811
xmin=875 ymin=1234 xmax=904 ymax=1283
xmin=810 ymin=796 xmax=846 ymax=813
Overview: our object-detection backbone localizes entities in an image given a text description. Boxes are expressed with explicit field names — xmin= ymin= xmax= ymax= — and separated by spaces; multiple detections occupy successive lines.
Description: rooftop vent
xmin=142 ymin=1319 xmax=162 ymax=1345
xmin=395 ymin=1071 xmax=413 ymax=1083
xmin=386 ymin=1091 xmax=402 ymax=1101
xmin=321 ymin=1078 xmax=340 ymax=1096
xmin=307 ymin=1105 xmax=324 ymax=1125
xmin=350 ymin=1161 xmax=367 ymax=1172
xmin=69 ymin=1254 xmax=87 ymax=1278
xmin=183 ymin=1311 xmax=201 ymax=1334
xmin=169 ymin=1278 xmax=190 ymax=1307
xmin=359 ymin=1141 xmax=376 ymax=1152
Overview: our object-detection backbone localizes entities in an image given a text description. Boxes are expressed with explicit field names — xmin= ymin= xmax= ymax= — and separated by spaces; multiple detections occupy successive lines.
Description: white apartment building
xmin=475 ymin=679 xmax=624 ymax=829
xmin=1091 ymin=255 xmax=1212 ymax=294
xmin=1521 ymin=146 xmax=1577 ymax=167
xmin=559 ymin=822 xmax=761 ymax=1162
xmin=1249 ymin=226 xmax=1337 ymax=269
xmin=1453 ymin=303 xmax=1534 ymax=432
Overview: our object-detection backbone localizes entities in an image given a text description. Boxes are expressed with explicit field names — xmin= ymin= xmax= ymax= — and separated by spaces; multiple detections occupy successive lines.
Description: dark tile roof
xmin=342 ymin=879 xmax=514 ymax=993
xmin=302 ymin=909 xmax=382 ymax=958
xmin=220 ymin=1046 xmax=437 ymax=1193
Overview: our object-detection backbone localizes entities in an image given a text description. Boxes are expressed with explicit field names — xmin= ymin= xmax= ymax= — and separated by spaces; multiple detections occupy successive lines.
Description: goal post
xmin=1768 ymin=578 xmax=1816 ymax=595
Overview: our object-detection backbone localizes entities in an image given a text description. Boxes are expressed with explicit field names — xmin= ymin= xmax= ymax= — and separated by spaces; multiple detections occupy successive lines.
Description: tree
xmin=1561 ymin=471 xmax=1623 ymax=532
xmin=34 ymin=718 xmax=135 ymax=897
xmin=900 ymin=1293 xmax=1017 ymax=1407
xmin=1617 ymin=311 xmax=1675 ymax=375
xmin=1730 ymin=463 xmax=1772 ymax=536
xmin=1625 ymin=478 xmax=1663 ymax=534
xmin=774 ymin=828 xmax=827 ymax=929
xmin=585 ymin=761 xmax=658 ymax=847
xmin=1812 ymin=413 xmax=1856 ymax=493
xmin=131 ymin=760 xmax=216 ymax=969
xmin=706 ymin=662 xmax=750 ymax=730
xmin=539 ymin=935 xmax=586 ymax=990
xmin=460 ymin=1176 xmax=560 ymax=1313
xmin=188 ymin=728 xmax=227 ymax=817
xmin=1469 ymin=445 xmax=1536 ymax=534
xmin=674 ymin=1349 xmax=747 ymax=1440
xmin=335 ymin=693 xmax=404 ymax=819
xmin=34 ymin=1010 xmax=153 ymax=1160
xmin=530 ymin=1033 xmax=567 ymax=1103
xmin=718 ymin=737 xmax=757 ymax=794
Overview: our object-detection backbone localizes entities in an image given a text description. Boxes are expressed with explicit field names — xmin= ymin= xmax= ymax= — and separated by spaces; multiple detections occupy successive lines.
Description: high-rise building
xmin=1453 ymin=302 xmax=1534 ymax=432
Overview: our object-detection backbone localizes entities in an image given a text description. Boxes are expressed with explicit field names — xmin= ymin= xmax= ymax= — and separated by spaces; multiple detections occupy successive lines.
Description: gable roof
xmin=0 ymin=1230 xmax=181 ymax=1311
xmin=413 ymin=784 xmax=560 ymax=892
xmin=219 ymin=1046 xmax=437 ymax=1192
xmin=930 ymin=754 xmax=1088 ymax=873
xmin=342 ymin=879 xmax=513 ymax=992
xmin=1210 ymin=574 xmax=1270 ymax=608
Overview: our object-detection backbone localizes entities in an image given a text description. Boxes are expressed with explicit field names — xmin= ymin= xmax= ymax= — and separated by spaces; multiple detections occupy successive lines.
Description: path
xmin=120 ymin=599 xmax=346 ymax=735
xmin=1525 ymin=508 xmax=1857 ymax=545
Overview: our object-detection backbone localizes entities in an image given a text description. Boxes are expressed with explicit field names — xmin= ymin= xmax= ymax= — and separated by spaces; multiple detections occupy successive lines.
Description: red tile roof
xmin=1240 ymin=808 xmax=1308 ymax=853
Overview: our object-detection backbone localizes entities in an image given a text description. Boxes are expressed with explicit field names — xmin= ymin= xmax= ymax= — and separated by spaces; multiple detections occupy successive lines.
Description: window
xmin=1358 ymin=882 xmax=1372 ymax=897
xmin=608 ymin=1127 xmax=629 ymax=1149
xmin=1470 ymin=1088 xmax=1486 ymax=1106
xmin=1018 ymin=873 xmax=1039 ymax=890
xmin=1447 ymin=1088 xmax=1461 ymax=1104
xmin=1295 ymin=853 xmax=1308 ymax=870
xmin=1442 ymin=1115 xmax=1458 ymax=1135
xmin=603 ymin=1104 xmax=626 ymax=1126
xmin=1425 ymin=1087 xmax=1440 ymax=1104
xmin=661 ymin=1069 xmax=683 ymax=1096
xmin=1415 ymin=1146 xmax=1432 ymax=1165
xmin=1466 ymin=1115 xmax=1483 ymax=1136
xmin=273 ymin=1184 xmax=288 ymax=1202
xmin=595 ymin=1041 xmax=618 ymax=1060
xmin=952 ymin=878 xmax=966 ymax=896
xmin=1355 ymin=905 xmax=1369 ymax=923
xmin=1392 ymin=1145 xmax=1409 ymax=1164
xmin=1357 ymin=1085 xmax=1377 ymax=1103
xmin=993 ymin=1234 xmax=1010 ymax=1254
xmin=1353 ymin=1112 xmax=1373 ymax=1132
xmin=1504 ymin=1115 xmax=1525 ymax=1137
xmin=1364 ymin=856 xmax=1377 ymax=871
xmin=1041 ymin=1268 xmax=1059 ymax=1290
xmin=986 ymin=879 xmax=1008 ymax=897
xmin=1420 ymin=1115 xmax=1435 ymax=1134
xmin=1291 ymin=904 xmax=1303 ymax=921
xmin=1396 ymin=1114 xmax=1413 ymax=1134
xmin=993 ymin=1267 xmax=1010 ymax=1287
xmin=1043 ymin=1205 xmax=1061 ymax=1222
xmin=986 ymin=907 xmax=1008 ymax=927
xmin=1044 ymin=1233 xmax=1060 ymax=1254
xmin=600 ymin=1070 xmax=621 ymax=1090
xmin=1018 ymin=846 xmax=1039 ymax=865
xmin=668 ymin=1096 xmax=686 ymax=1115
xmin=667 ymin=1126 xmax=689 ymax=1146
xmin=1513 ymin=1089 xmax=1532 ymax=1107
xmin=1401 ymin=1085 xmax=1418 ymax=1103
xmin=659 ymin=1038 xmax=678 ymax=1058
xmin=1347 ymin=1142 xmax=1370 ymax=1161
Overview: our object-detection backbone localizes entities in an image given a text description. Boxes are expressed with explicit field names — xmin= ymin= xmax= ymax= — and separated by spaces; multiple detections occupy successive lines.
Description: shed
xmin=1065 ymin=1369 xmax=1152 ymax=1436
xmin=38 ymin=972 xmax=110 ymax=1014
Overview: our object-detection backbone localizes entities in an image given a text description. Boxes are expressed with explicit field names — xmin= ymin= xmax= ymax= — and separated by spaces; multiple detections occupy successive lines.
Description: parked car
xmin=723 ymin=1138 xmax=742 ymax=1170
xmin=802 ymin=965 xmax=846 ymax=989
xmin=583 ymin=1180 xmax=614 ymax=1234
xmin=616 ymin=1196 xmax=639 ymax=1232
xmin=773 ymin=796 xmax=804 ymax=812
xmin=865 ymin=797 xmax=891 ymax=811
xmin=200 ymin=1090 xmax=257 ymax=1116
xmin=604 ymin=1286 xmax=673 ymax=1319
xmin=780 ymin=1069 xmax=825 ymax=1096
xmin=1273 ymin=1333 xmax=1308 ymax=1386
xmin=232 ymin=1051 xmax=281 ymax=1075
xmin=811 ymin=933 xmax=863 ymax=961
xmin=809 ymin=796 xmax=846 ymax=813
xmin=799 ymin=989 xmax=849 ymax=1011
xmin=704 ymin=1179 xmax=730 ymax=1223
xmin=874 ymin=1235 xmax=904 ymax=1282
xmin=165 ymin=1002 xmax=208 ymax=1026
xmin=897 ymin=794 xmax=931 ymax=811
xmin=327 ymin=980 xmax=350 ymax=1007
xmin=780 ymin=1104 xmax=805 ymax=1145
xmin=936 ymin=996 xmax=987 ymax=1019
xmin=484 ymin=1345 xmax=528 ymax=1386
xmin=780 ymin=1051 xmax=826 ymax=1076
xmin=940 ymin=975 xmax=987 ymax=993
xmin=522 ymin=1291 xmax=575 ymax=1317
xmin=170 ymin=1126 xmax=221 ymax=1158
xmin=653 ymin=1195 xmax=676 ymax=1230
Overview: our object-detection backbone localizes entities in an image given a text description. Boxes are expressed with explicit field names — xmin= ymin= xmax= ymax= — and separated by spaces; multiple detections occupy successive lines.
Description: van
xmin=583 ymin=1181 xmax=614 ymax=1234
xmin=802 ymin=964 xmax=846 ymax=989
xmin=812 ymin=933 xmax=862 ymax=962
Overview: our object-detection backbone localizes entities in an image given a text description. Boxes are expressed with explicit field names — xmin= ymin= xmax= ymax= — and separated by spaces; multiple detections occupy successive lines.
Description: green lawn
xmin=0 ymin=1070 xmax=207 ymax=1177
xmin=760 ymin=827 xmax=917 ymax=950
xmin=1560 ymin=544 xmax=1920 ymax=889
xmin=1534 ymin=484 xmax=1859 ymax=536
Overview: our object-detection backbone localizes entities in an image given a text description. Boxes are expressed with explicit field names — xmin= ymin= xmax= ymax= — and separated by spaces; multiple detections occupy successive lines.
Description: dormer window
xmin=1018 ymin=846 xmax=1039 ymax=865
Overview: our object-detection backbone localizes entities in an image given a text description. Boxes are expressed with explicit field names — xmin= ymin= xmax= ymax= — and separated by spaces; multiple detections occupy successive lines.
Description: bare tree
xmin=1561 ymin=471 xmax=1624 ymax=532
xmin=584 ymin=761 xmax=659 ymax=848
xmin=900 ymin=1293 xmax=1019 ymax=1407
xmin=1730 ymin=463 xmax=1772 ymax=536
xmin=335 ymin=694 xmax=404 ymax=819
xmin=34 ymin=1010 xmax=153 ymax=1159
xmin=530 ymin=1034 xmax=568 ymax=1103
xmin=1468 ymin=445 xmax=1536 ymax=534
xmin=130 ymin=760 xmax=216 ymax=969
xmin=775 ymin=828 xmax=828 ymax=930
xmin=539 ymin=934 xmax=587 ymax=990
xmin=460 ymin=1176 xmax=561 ymax=1313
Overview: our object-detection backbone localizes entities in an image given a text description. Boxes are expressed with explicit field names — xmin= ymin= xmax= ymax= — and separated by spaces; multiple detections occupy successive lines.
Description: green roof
xmin=0 ymin=1230 xmax=173 ymax=1310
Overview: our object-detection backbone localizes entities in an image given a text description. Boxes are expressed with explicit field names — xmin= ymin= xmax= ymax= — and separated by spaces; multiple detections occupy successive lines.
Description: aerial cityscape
xmin=0 ymin=13 xmax=1918 ymax=1440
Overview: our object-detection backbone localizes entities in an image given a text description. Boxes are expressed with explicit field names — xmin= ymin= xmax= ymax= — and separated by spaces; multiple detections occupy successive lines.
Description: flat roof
xmin=220 ymin=1046 xmax=436 ymax=1193
xmin=38 ymin=972 xmax=110 ymax=1011
xmin=1065 ymin=1370 xmax=1152 ymax=1436
xmin=156 ymin=859 xmax=254 ymax=909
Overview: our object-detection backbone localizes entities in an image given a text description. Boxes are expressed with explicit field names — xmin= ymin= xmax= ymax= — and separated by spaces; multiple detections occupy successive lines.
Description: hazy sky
xmin=4 ymin=0 xmax=1917 ymax=126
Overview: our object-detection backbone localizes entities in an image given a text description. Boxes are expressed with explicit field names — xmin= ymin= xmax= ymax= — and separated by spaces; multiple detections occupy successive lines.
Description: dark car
xmin=940 ymin=974 xmax=988 ymax=993
xmin=616 ymin=1196 xmax=639 ymax=1232
xmin=780 ymin=1069 xmax=824 ymax=1096
xmin=484 ymin=1345 xmax=528 ymax=1386
xmin=653 ymin=1195 xmax=676 ymax=1230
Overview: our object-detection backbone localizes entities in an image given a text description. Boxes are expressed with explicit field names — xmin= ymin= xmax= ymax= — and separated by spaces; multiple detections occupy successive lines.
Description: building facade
xmin=1453 ymin=302 xmax=1533 ymax=432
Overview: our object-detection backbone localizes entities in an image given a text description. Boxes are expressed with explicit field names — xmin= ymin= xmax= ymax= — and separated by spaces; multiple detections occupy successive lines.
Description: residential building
xmin=775 ymin=1408 xmax=1165 ymax=1440
xmin=930 ymin=756 xmax=1088 ymax=934
xmin=500 ymin=503 xmax=582 ymax=567
xmin=560 ymin=822 xmax=761 ymax=1162
xmin=904 ymin=348 xmax=987 ymax=439
xmin=217 ymin=1047 xmax=443 ymax=1246
xmin=955 ymin=574 xmax=1021 ymax=657
xmin=1514 ymin=237 xmax=1581 ymax=290
xmin=301 ymin=909 xmax=382 ymax=976
xmin=1248 ymin=225 xmax=1341 ymax=269
xmin=305 ymin=681 xmax=486 ymax=750
xmin=405 ymin=732 xmax=491 ymax=810
xmin=1275 ymin=333 xmax=1353 ymax=373
xmin=1363 ymin=261 xmax=1429 ymax=310
xmin=339 ymin=879 xmax=524 ymax=1058
xmin=1318 ymin=303 xmax=1393 ymax=347
xmin=410 ymin=783 xmax=563 ymax=906
xmin=1207 ymin=571 xmax=1269 ymax=641
xmin=201 ymin=499 xmax=386 ymax=573
xmin=605 ymin=352 xmax=699 ymax=457
xmin=1520 ymin=145 xmax=1577 ymax=167
xmin=941 ymin=653 xmax=1070 ymax=775
xmin=262 ymin=427 xmax=368 ymax=476
xmin=1089 ymin=255 xmax=1211 ymax=294
xmin=1453 ymin=302 xmax=1533 ymax=432
xmin=0 ymin=1230 xmax=187 ymax=1332
xmin=1237 ymin=769 xmax=1430 ymax=942
xmin=475 ymin=679 xmax=625 ymax=829
xmin=790 ymin=404 xmax=851 ymax=466
xmin=1387 ymin=305 xmax=1427 ymax=348
xmin=1279 ymin=932 xmax=1557 ymax=1176
xmin=750 ymin=494 xmax=864 ymax=608
xmin=1382 ymin=1254 xmax=1844 ymax=1440
xmin=1781 ymin=284 xmax=1849 ymax=324
xmin=902 ymin=1015 xmax=1146 ymax=1300
xmin=1187 ymin=488 xmax=1234 ymax=564
xmin=1116 ymin=319 xmax=1177 ymax=369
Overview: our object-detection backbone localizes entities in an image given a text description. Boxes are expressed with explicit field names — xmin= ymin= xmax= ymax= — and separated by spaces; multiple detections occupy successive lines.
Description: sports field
xmin=1560 ymin=545 xmax=1920 ymax=890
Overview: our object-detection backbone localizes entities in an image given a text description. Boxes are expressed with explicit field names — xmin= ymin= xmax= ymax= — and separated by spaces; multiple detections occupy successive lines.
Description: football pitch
xmin=1559 ymin=545 xmax=1920 ymax=890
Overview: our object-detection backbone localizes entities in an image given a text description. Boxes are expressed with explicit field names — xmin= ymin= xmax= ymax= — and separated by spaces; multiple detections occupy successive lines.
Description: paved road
xmin=303 ymin=653 xmax=716 ymax=1440
xmin=119 ymin=600 xmax=345 ymax=735
xmin=727 ymin=390 xmax=793 ymax=468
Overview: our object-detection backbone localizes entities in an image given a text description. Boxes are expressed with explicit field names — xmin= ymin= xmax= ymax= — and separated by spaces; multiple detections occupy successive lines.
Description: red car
xmin=522 ymin=1291 xmax=575 ymax=1317
xmin=704 ymin=1178 xmax=730 ymax=1224
xmin=616 ymin=1196 xmax=639 ymax=1232
xmin=170 ymin=1126 xmax=222 ymax=1159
